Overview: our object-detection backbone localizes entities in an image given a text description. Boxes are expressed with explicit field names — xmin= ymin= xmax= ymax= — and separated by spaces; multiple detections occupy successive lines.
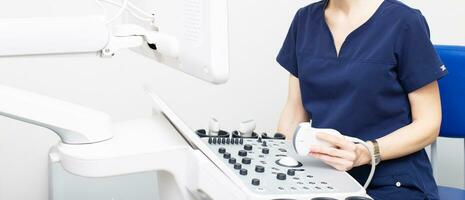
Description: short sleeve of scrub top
xmin=277 ymin=10 xmax=301 ymax=78
xmin=276 ymin=0 xmax=447 ymax=199
xmin=395 ymin=13 xmax=446 ymax=93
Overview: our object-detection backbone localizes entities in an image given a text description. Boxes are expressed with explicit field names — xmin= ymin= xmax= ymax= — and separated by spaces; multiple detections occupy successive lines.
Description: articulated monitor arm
xmin=0 ymin=84 xmax=113 ymax=144
xmin=0 ymin=17 xmax=178 ymax=145
xmin=0 ymin=16 xmax=178 ymax=59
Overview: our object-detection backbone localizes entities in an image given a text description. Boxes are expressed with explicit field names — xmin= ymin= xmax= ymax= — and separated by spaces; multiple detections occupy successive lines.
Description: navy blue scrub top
xmin=277 ymin=0 xmax=447 ymax=199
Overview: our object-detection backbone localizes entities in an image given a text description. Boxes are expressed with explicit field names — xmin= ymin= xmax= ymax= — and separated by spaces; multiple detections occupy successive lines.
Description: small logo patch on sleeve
xmin=440 ymin=65 xmax=447 ymax=72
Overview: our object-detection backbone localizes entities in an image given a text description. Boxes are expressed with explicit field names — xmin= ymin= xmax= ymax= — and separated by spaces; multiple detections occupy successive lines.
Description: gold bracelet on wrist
xmin=370 ymin=140 xmax=381 ymax=165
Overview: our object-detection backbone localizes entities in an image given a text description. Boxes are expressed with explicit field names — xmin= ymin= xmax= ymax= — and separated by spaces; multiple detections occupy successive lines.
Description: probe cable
xmin=345 ymin=136 xmax=376 ymax=189
xmin=97 ymin=0 xmax=154 ymax=23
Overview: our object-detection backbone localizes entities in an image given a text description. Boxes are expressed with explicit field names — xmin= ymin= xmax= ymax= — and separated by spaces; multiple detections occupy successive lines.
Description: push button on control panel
xmin=242 ymin=157 xmax=252 ymax=164
xmin=251 ymin=178 xmax=260 ymax=186
xmin=244 ymin=144 xmax=253 ymax=151
xmin=223 ymin=153 xmax=231 ymax=159
xmin=255 ymin=165 xmax=265 ymax=173
xmin=238 ymin=150 xmax=248 ymax=157
xmin=229 ymin=158 xmax=237 ymax=164
xmin=239 ymin=168 xmax=248 ymax=176
xmin=234 ymin=163 xmax=242 ymax=170
xmin=262 ymin=148 xmax=269 ymax=154
xmin=287 ymin=169 xmax=296 ymax=176
xmin=277 ymin=173 xmax=286 ymax=180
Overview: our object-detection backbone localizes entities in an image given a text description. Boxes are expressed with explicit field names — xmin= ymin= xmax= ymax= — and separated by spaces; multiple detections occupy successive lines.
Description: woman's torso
xmin=278 ymin=0 xmax=447 ymax=199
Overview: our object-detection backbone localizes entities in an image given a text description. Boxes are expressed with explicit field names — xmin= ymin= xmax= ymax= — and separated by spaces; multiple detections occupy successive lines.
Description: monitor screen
xmin=125 ymin=0 xmax=230 ymax=84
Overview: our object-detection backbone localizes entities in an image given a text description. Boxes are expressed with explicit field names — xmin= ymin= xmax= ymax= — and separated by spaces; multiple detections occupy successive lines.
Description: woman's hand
xmin=309 ymin=133 xmax=372 ymax=171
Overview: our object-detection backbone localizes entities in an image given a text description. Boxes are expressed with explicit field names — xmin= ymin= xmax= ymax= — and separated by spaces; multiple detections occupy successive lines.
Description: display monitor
xmin=125 ymin=0 xmax=230 ymax=84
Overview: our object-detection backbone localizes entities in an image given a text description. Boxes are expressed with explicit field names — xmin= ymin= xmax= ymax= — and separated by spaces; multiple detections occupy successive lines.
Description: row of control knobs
xmin=219 ymin=146 xmax=270 ymax=156
xmin=208 ymin=137 xmax=243 ymax=145
xmin=197 ymin=118 xmax=286 ymax=139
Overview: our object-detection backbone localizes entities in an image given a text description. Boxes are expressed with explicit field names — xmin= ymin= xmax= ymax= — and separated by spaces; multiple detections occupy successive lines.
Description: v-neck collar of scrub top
xmin=321 ymin=0 xmax=388 ymax=58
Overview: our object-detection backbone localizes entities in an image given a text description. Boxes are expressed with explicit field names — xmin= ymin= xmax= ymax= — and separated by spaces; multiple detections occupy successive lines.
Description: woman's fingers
xmin=310 ymin=152 xmax=354 ymax=171
xmin=316 ymin=132 xmax=356 ymax=151
xmin=310 ymin=146 xmax=356 ymax=161
xmin=308 ymin=133 xmax=358 ymax=171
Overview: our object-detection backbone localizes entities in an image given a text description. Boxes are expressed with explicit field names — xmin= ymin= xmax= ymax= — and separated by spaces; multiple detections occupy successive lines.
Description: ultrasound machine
xmin=0 ymin=0 xmax=374 ymax=199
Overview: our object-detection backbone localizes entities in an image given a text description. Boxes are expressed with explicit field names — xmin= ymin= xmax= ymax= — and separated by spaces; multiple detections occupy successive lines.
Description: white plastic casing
xmin=0 ymin=84 xmax=113 ymax=144
xmin=208 ymin=117 xmax=220 ymax=135
xmin=144 ymin=89 xmax=369 ymax=200
xmin=126 ymin=0 xmax=230 ymax=84
xmin=293 ymin=122 xmax=342 ymax=156
xmin=0 ymin=16 xmax=109 ymax=56
xmin=238 ymin=119 xmax=256 ymax=137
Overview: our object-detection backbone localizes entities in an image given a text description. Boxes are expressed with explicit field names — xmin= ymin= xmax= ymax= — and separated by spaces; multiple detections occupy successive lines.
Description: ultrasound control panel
xmin=195 ymin=127 xmax=372 ymax=200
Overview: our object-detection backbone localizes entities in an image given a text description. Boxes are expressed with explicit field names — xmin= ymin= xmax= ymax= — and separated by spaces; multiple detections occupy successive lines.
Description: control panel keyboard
xmin=196 ymin=128 xmax=370 ymax=199
xmin=144 ymin=87 xmax=371 ymax=199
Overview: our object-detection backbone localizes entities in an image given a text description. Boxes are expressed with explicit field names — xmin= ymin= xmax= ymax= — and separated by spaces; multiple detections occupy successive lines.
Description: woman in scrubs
xmin=277 ymin=0 xmax=447 ymax=199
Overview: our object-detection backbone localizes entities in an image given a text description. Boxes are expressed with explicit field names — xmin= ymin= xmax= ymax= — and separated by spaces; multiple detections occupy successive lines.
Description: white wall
xmin=0 ymin=1 xmax=464 ymax=200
